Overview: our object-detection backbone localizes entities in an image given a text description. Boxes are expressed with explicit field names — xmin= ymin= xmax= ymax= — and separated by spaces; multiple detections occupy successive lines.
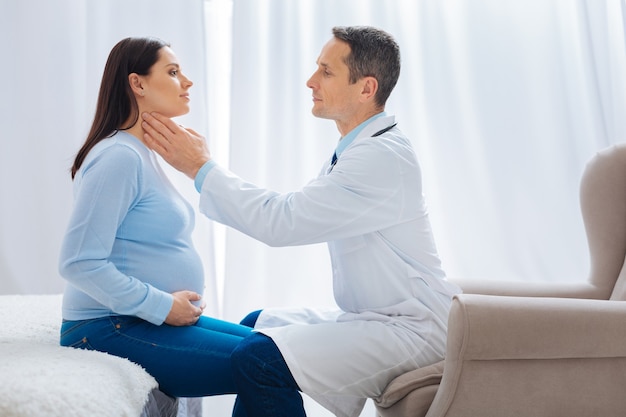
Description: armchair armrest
xmin=447 ymin=294 xmax=626 ymax=360
xmin=374 ymin=360 xmax=444 ymax=417
xmin=426 ymin=294 xmax=626 ymax=417
xmin=451 ymin=277 xmax=607 ymax=299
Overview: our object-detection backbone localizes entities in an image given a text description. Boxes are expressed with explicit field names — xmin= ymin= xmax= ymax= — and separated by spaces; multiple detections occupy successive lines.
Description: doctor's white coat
xmin=197 ymin=115 xmax=461 ymax=417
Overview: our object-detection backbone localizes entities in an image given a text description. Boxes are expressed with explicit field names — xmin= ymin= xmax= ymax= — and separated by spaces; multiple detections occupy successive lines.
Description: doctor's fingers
xmin=142 ymin=113 xmax=174 ymax=143
xmin=147 ymin=112 xmax=185 ymax=138
xmin=142 ymin=125 xmax=170 ymax=156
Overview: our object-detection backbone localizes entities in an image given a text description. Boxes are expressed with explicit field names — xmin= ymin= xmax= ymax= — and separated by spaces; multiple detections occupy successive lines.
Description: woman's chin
xmin=156 ymin=109 xmax=190 ymax=119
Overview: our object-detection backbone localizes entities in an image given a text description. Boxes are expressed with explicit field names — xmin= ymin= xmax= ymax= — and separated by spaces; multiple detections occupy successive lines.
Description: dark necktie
xmin=330 ymin=152 xmax=338 ymax=169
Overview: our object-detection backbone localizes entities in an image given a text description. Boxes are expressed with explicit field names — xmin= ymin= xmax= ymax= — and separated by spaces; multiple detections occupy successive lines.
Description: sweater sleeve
xmin=59 ymin=144 xmax=173 ymax=325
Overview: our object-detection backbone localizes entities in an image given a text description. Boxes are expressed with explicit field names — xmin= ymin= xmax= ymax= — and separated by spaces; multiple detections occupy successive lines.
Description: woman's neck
xmin=122 ymin=112 xmax=149 ymax=147
xmin=126 ymin=124 xmax=146 ymax=144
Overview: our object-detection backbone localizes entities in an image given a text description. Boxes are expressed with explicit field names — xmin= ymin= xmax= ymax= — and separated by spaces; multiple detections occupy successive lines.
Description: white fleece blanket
xmin=0 ymin=294 xmax=158 ymax=417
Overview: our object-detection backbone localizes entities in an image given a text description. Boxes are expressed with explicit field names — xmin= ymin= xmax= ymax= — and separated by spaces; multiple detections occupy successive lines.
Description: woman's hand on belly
xmin=165 ymin=290 xmax=205 ymax=326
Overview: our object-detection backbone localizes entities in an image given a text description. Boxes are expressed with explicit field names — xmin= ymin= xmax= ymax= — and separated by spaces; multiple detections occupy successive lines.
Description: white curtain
xmin=0 ymin=0 xmax=218 ymax=312
xmin=216 ymin=3 xmax=626 ymax=413
xmin=220 ymin=0 xmax=626 ymax=325
xmin=1 ymin=1 xmax=625 ymax=416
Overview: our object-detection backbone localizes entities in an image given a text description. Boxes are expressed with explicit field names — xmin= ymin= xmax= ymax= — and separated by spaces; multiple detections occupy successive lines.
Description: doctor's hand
xmin=165 ymin=290 xmax=206 ymax=326
xmin=142 ymin=112 xmax=211 ymax=179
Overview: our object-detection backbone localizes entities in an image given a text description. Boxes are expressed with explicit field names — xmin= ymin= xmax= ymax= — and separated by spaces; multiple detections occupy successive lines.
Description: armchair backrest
xmin=579 ymin=144 xmax=626 ymax=300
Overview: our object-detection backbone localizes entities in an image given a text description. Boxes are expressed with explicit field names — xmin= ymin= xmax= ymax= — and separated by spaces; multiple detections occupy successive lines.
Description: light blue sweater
xmin=59 ymin=132 xmax=204 ymax=325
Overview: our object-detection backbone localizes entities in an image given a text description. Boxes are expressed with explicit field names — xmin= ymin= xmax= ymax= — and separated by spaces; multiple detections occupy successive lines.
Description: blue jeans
xmin=60 ymin=315 xmax=253 ymax=397
xmin=232 ymin=311 xmax=305 ymax=417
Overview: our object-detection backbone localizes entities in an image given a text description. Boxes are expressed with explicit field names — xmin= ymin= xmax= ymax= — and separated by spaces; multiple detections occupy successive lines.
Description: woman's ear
xmin=128 ymin=73 xmax=145 ymax=97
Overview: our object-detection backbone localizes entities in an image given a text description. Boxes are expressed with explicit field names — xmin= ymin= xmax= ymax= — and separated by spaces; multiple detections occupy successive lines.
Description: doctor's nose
xmin=306 ymin=74 xmax=317 ymax=90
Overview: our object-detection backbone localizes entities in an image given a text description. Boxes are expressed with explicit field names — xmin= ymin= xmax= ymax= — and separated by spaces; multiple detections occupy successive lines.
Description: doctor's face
xmin=306 ymin=38 xmax=364 ymax=126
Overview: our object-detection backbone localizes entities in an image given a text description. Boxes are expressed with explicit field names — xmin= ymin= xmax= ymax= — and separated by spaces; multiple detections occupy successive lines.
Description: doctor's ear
xmin=359 ymin=77 xmax=378 ymax=103
xmin=128 ymin=73 xmax=145 ymax=97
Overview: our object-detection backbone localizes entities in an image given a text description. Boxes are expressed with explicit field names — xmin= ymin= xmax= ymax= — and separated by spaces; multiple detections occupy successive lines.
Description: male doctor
xmin=142 ymin=26 xmax=461 ymax=417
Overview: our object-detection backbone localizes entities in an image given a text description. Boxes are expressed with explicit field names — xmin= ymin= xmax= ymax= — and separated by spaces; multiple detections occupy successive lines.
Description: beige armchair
xmin=375 ymin=143 xmax=626 ymax=417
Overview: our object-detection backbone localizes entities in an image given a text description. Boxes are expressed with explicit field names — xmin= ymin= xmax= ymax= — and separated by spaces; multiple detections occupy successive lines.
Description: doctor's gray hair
xmin=332 ymin=26 xmax=401 ymax=109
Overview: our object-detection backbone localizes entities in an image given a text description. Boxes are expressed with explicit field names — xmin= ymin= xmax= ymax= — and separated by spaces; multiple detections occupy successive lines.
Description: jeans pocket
xmin=67 ymin=335 xmax=95 ymax=350
xmin=60 ymin=319 xmax=99 ymax=350
xmin=109 ymin=315 xmax=143 ymax=332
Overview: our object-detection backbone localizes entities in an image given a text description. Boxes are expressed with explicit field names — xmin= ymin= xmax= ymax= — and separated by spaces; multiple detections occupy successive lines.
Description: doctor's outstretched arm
xmin=142 ymin=112 xmax=210 ymax=179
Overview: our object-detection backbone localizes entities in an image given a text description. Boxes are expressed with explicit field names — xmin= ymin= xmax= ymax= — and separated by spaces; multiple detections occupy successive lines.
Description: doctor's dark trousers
xmin=232 ymin=310 xmax=305 ymax=417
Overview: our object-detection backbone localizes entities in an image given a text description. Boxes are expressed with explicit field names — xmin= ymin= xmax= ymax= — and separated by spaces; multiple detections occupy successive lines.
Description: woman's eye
xmin=170 ymin=70 xmax=179 ymax=76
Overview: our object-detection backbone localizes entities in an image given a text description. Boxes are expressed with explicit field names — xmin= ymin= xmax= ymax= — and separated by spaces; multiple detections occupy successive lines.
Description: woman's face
xmin=138 ymin=46 xmax=193 ymax=118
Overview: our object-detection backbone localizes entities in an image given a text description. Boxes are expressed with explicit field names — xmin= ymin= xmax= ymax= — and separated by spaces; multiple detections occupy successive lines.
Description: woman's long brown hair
xmin=71 ymin=37 xmax=169 ymax=179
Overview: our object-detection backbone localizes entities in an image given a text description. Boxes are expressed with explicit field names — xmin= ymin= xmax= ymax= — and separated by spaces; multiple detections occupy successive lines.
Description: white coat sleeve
xmin=198 ymin=137 xmax=420 ymax=246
